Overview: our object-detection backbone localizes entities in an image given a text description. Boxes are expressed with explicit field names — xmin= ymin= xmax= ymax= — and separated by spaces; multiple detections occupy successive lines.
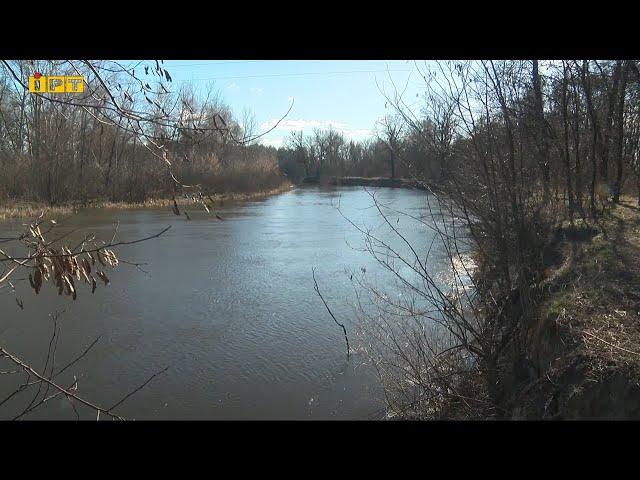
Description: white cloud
xmin=250 ymin=87 xmax=263 ymax=95
xmin=226 ymin=83 xmax=240 ymax=91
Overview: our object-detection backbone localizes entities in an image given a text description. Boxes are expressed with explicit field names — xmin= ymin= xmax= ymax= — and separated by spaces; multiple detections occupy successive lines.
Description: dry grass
xmin=502 ymin=196 xmax=640 ymax=418
xmin=0 ymin=182 xmax=293 ymax=220
xmin=98 ymin=183 xmax=293 ymax=210
xmin=0 ymin=202 xmax=73 ymax=220
xmin=539 ymin=195 xmax=640 ymax=374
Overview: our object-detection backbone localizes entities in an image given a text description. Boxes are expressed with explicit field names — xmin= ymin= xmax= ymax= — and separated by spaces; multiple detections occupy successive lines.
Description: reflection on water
xmin=0 ymin=186 xmax=456 ymax=419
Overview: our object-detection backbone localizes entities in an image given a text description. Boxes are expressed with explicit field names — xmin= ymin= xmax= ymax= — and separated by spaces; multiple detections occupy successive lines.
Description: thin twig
xmin=312 ymin=267 xmax=350 ymax=359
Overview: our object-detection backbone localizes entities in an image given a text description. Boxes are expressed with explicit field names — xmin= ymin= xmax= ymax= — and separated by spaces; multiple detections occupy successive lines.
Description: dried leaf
xmin=83 ymin=258 xmax=92 ymax=275
xmin=81 ymin=266 xmax=91 ymax=284
xmin=96 ymin=270 xmax=110 ymax=286
xmin=34 ymin=268 xmax=42 ymax=294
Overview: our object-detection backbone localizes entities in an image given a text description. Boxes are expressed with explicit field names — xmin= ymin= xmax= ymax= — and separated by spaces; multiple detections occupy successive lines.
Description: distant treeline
xmin=276 ymin=117 xmax=429 ymax=181
xmin=0 ymin=60 xmax=285 ymax=206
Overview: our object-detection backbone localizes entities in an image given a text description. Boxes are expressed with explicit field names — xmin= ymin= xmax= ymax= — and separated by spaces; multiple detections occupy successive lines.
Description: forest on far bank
xmin=0 ymin=60 xmax=288 ymax=207
xmin=0 ymin=60 xmax=416 ymax=208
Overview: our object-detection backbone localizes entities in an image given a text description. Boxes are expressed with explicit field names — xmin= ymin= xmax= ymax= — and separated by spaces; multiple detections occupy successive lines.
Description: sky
xmin=151 ymin=60 xmax=428 ymax=148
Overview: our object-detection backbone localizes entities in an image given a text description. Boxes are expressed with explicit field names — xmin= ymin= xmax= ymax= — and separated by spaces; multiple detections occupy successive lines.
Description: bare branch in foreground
xmin=0 ymin=340 xmax=169 ymax=420
xmin=312 ymin=267 xmax=350 ymax=359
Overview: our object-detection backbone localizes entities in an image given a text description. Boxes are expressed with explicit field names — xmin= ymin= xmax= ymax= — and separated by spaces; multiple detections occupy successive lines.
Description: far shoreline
xmin=300 ymin=175 xmax=427 ymax=190
xmin=0 ymin=183 xmax=294 ymax=221
xmin=0 ymin=178 xmax=432 ymax=221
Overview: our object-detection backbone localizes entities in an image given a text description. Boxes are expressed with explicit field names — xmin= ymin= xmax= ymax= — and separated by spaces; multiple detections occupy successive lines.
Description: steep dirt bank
xmin=499 ymin=199 xmax=640 ymax=419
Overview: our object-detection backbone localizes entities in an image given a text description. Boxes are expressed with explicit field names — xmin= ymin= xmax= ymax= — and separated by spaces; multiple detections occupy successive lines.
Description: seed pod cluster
xmin=24 ymin=222 xmax=118 ymax=300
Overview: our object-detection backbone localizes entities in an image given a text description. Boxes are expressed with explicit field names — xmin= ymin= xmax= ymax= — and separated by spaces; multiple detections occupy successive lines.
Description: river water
xmin=0 ymin=186 xmax=458 ymax=420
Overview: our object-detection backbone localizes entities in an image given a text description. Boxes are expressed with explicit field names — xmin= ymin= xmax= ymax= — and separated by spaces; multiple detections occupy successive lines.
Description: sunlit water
xmin=0 ymin=186 xmax=462 ymax=419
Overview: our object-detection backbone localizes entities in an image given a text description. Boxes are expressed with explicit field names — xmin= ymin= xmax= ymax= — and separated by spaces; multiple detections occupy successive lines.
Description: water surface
xmin=0 ymin=186 xmax=451 ymax=419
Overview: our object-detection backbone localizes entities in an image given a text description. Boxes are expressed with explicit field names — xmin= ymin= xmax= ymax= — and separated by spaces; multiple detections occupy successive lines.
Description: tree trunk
xmin=580 ymin=61 xmax=601 ymax=218
xmin=570 ymin=71 xmax=584 ymax=217
xmin=613 ymin=63 xmax=628 ymax=203
xmin=390 ymin=148 xmax=396 ymax=179
xmin=601 ymin=61 xmax=622 ymax=183
xmin=532 ymin=60 xmax=551 ymax=204
xmin=561 ymin=63 xmax=575 ymax=223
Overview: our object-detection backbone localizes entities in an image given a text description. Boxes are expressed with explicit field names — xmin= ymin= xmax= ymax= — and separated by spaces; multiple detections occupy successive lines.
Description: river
xmin=0 ymin=186 xmax=460 ymax=420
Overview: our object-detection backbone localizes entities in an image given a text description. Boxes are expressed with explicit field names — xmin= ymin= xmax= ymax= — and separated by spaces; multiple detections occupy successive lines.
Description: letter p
xmin=48 ymin=76 xmax=65 ymax=93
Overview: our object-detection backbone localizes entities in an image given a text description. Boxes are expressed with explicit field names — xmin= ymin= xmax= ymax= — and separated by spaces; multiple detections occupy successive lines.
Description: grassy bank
xmin=502 ymin=197 xmax=640 ymax=418
xmin=0 ymin=182 xmax=293 ymax=220
xmin=0 ymin=202 xmax=74 ymax=220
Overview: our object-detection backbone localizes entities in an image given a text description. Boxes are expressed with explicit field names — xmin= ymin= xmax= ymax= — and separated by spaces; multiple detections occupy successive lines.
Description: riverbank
xmin=0 ymin=182 xmax=293 ymax=220
xmin=301 ymin=175 xmax=426 ymax=190
xmin=498 ymin=197 xmax=640 ymax=419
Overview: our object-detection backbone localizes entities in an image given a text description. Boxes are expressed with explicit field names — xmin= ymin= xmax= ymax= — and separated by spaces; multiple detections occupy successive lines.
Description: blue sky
xmin=154 ymin=60 xmax=427 ymax=148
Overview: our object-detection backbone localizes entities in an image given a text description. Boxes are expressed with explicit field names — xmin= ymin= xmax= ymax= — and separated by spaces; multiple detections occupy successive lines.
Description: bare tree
xmin=376 ymin=114 xmax=404 ymax=179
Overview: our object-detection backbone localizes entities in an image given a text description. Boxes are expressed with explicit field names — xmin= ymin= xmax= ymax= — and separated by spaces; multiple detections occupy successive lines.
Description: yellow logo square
xmin=65 ymin=76 xmax=84 ymax=93
xmin=28 ymin=76 xmax=47 ymax=93
xmin=47 ymin=76 xmax=66 ymax=93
